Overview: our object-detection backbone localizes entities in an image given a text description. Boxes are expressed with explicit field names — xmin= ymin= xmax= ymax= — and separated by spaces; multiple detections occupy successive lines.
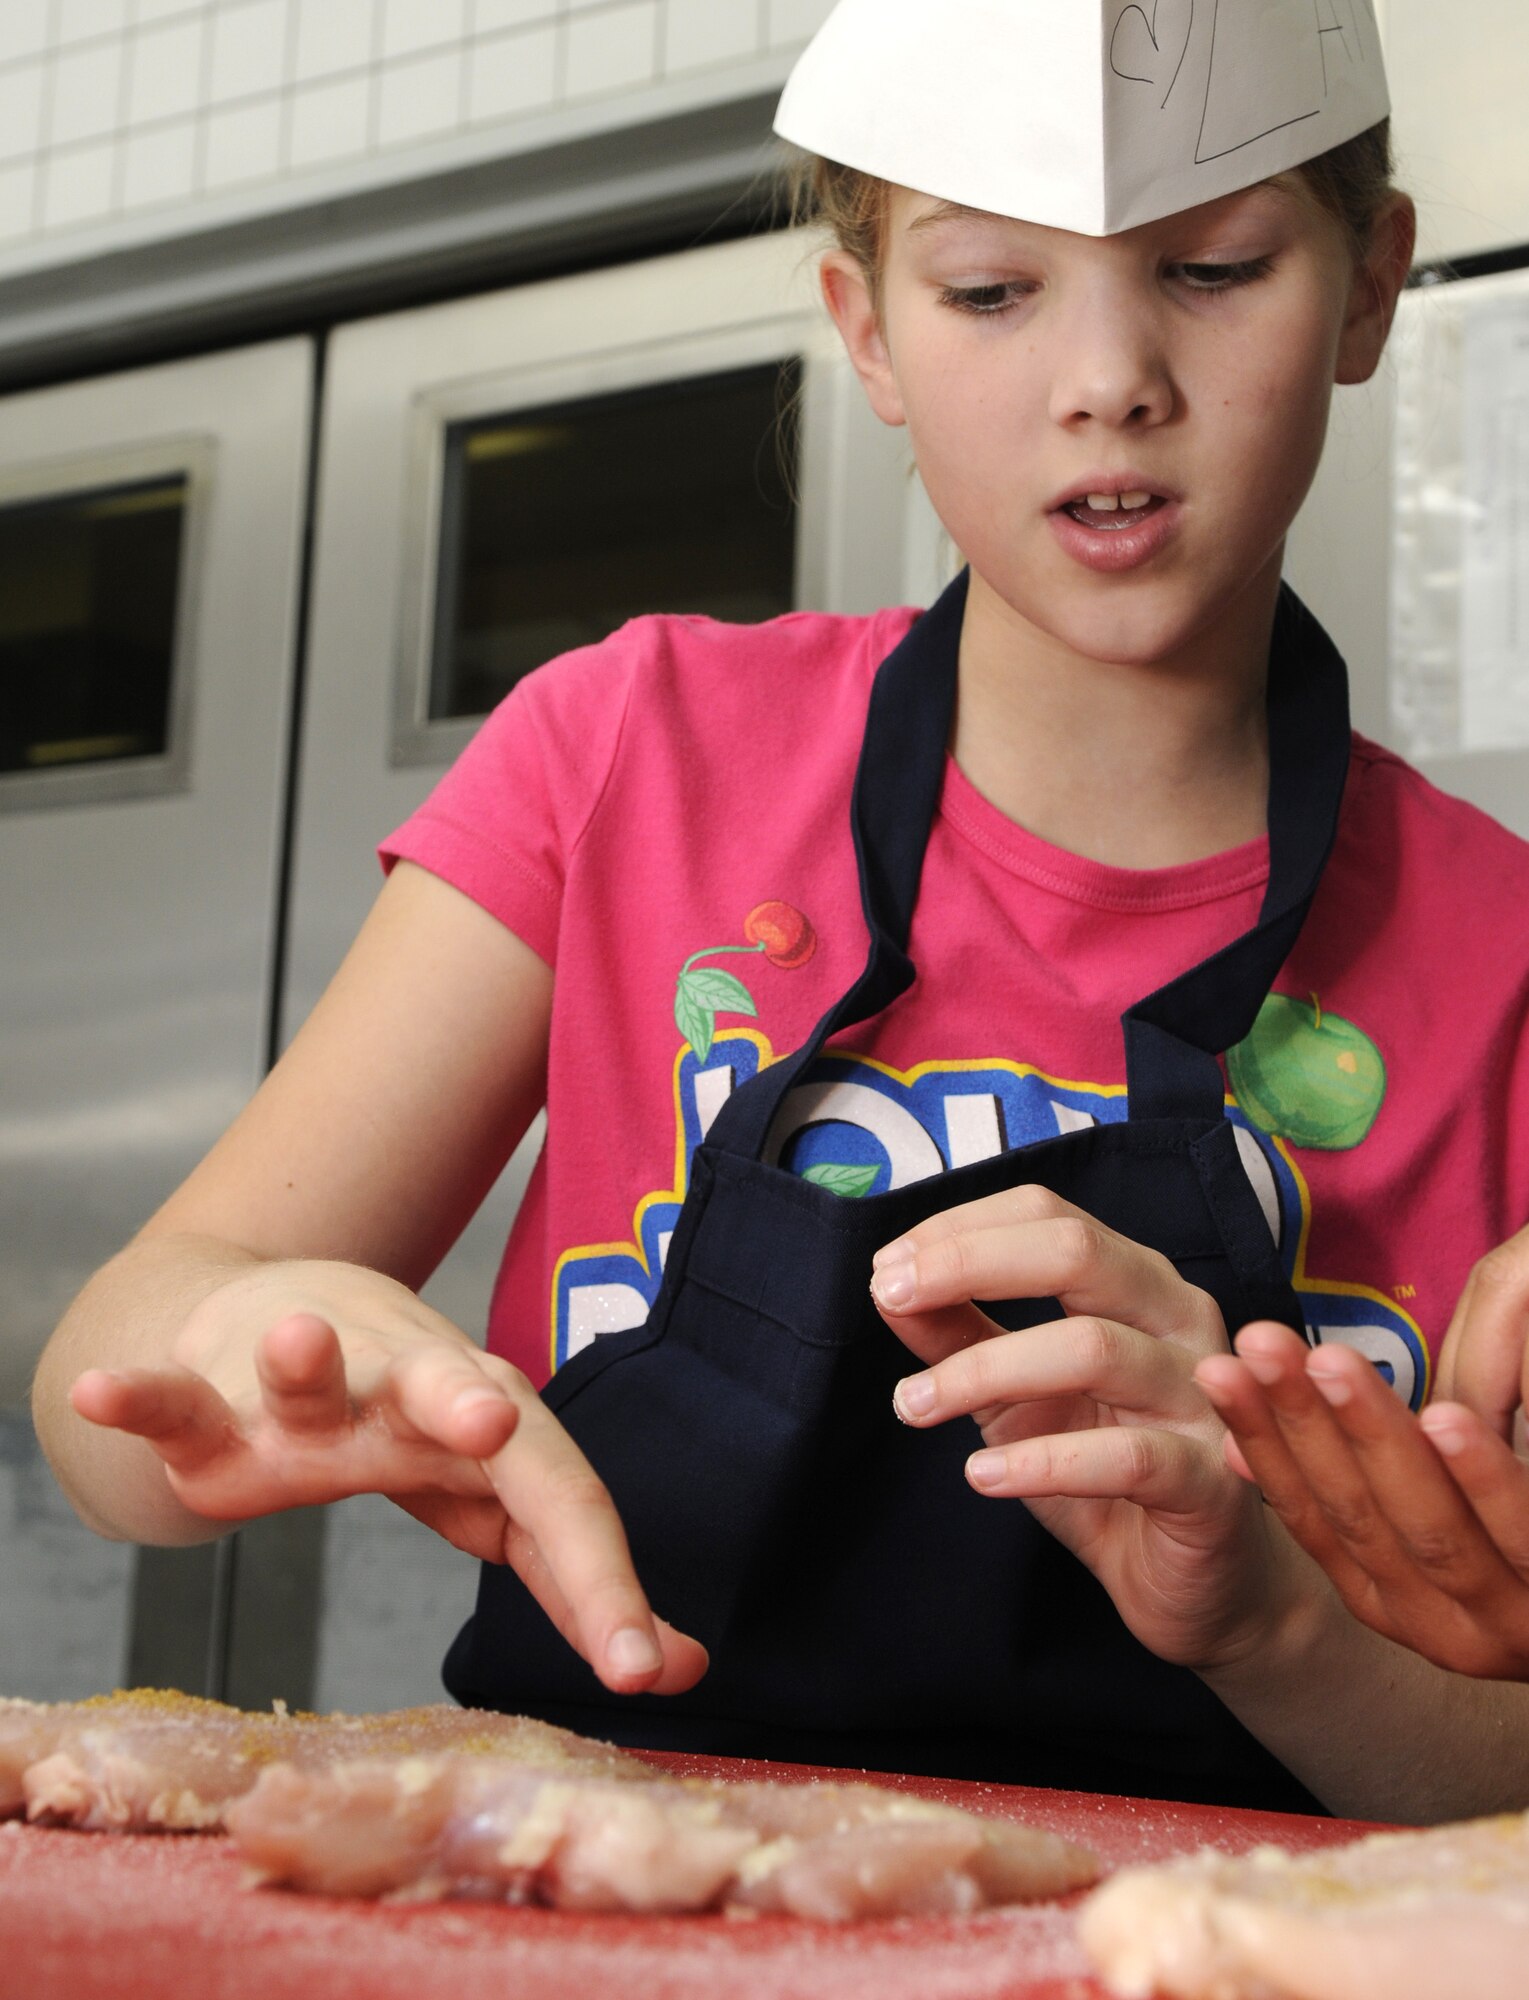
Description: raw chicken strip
xmin=1078 ymin=1809 xmax=1529 ymax=2000
xmin=228 ymin=1757 xmax=1102 ymax=1919
xmin=0 ymin=1691 xmax=644 ymax=1832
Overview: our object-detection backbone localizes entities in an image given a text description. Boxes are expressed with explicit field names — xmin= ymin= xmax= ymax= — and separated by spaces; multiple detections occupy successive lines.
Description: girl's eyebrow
xmin=905 ymin=182 xmax=1298 ymax=246
xmin=906 ymin=200 xmax=1002 ymax=234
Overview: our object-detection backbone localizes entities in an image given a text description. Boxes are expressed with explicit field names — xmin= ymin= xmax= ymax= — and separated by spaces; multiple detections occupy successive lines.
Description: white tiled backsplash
xmin=0 ymin=0 xmax=834 ymax=269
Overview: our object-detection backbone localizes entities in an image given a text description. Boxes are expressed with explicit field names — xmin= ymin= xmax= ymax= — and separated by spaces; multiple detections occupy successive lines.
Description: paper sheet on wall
xmin=1461 ymin=305 xmax=1529 ymax=750
xmin=1390 ymin=274 xmax=1529 ymax=761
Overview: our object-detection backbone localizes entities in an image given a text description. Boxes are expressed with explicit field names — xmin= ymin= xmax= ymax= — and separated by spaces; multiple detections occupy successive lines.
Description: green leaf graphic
xmin=674 ymin=984 xmax=716 ymax=1064
xmin=679 ymin=968 xmax=758 ymax=1017
xmin=803 ymin=1163 xmax=882 ymax=1199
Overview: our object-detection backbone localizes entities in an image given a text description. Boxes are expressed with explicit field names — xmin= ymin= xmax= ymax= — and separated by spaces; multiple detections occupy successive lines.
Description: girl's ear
xmin=1335 ymin=193 xmax=1418 ymax=387
xmin=820 ymin=253 xmax=907 ymax=428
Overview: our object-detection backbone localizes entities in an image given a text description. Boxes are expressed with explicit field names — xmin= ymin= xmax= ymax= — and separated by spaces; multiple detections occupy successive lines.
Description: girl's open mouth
xmin=1047 ymin=491 xmax=1180 ymax=573
xmin=1062 ymin=493 xmax=1168 ymax=531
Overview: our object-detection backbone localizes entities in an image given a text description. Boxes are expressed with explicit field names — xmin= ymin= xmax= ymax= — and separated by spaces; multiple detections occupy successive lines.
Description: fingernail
xmin=1421 ymin=1414 xmax=1467 ymax=1458
xmin=1308 ymin=1365 xmax=1352 ymax=1407
xmin=873 ymin=1238 xmax=914 ymax=1269
xmin=455 ymin=1388 xmax=504 ymax=1418
xmin=967 ymin=1450 xmax=1005 ymax=1490
xmin=873 ymin=1259 xmax=916 ymax=1310
xmin=894 ymin=1374 xmax=936 ymax=1421
xmin=608 ymin=1627 xmax=662 ymax=1677
xmin=1240 ymin=1353 xmax=1282 ymax=1387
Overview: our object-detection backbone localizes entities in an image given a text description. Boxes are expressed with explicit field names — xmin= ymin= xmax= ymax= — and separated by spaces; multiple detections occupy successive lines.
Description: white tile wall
xmin=58 ymin=0 xmax=131 ymax=44
xmin=0 ymin=63 xmax=47 ymax=164
xmin=204 ymin=93 xmax=284 ymax=190
xmin=289 ymin=72 xmax=370 ymax=170
xmin=467 ymin=26 xmax=558 ymax=125
xmin=0 ymin=0 xmax=835 ymax=261
xmin=565 ymin=2 xmax=659 ymax=99
xmin=121 ymin=115 xmax=196 ymax=208
xmin=51 ymin=40 xmax=125 ymax=150
xmin=41 ymin=133 xmax=114 ymax=229
xmin=0 ymin=2 xmax=50 ymax=68
xmin=207 ymin=1 xmax=290 ymax=108
xmin=0 ymin=162 xmax=35 ymax=236
xmin=294 ymin=0 xmax=376 ymax=85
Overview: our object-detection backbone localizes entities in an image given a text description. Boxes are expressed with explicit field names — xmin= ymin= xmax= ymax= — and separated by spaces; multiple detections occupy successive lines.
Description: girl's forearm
xmin=1200 ymin=1535 xmax=1529 ymax=1823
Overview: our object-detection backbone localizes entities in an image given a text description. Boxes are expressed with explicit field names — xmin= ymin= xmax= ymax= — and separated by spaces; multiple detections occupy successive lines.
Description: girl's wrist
xmin=1193 ymin=1524 xmax=1339 ymax=1696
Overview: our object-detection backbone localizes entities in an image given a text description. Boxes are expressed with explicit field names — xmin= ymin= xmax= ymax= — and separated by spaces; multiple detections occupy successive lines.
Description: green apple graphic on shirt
xmin=1227 ymin=992 xmax=1386 ymax=1151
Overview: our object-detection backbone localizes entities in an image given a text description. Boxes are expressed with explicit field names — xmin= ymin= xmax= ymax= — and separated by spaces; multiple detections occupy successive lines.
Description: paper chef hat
xmin=774 ymin=0 xmax=1391 ymax=237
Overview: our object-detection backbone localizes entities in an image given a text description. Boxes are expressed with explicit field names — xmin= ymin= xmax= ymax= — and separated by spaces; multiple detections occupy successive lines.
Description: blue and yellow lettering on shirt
xmin=551 ymin=1029 xmax=1427 ymax=1408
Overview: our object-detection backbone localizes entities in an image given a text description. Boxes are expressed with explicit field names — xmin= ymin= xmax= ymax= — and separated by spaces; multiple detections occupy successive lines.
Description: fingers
xmin=1437 ymin=1233 xmax=1529 ymax=1439
xmin=1420 ymin=1402 xmax=1529 ymax=1576
xmin=69 ymin=1366 xmax=243 ymax=1477
xmin=872 ymin=1185 xmax=1223 ymax=1351
xmin=963 ymin=1421 xmax=1227 ymax=1515
xmin=894 ymin=1314 xmax=1199 ymax=1429
xmin=383 ymin=1343 xmax=521 ymax=1462
xmin=1299 ymin=1342 xmax=1513 ymax=1598
xmin=1193 ymin=1332 xmax=1363 ymax=1588
xmin=878 ymin=1297 xmax=1015 ymax=1373
xmin=500 ymin=1517 xmax=708 ymax=1696
xmin=254 ymin=1314 xmax=353 ymax=1434
xmin=382 ymin=1344 xmax=701 ymax=1694
xmin=1196 ymin=1327 xmax=1529 ymax=1674
xmin=486 ymin=1395 xmax=706 ymax=1697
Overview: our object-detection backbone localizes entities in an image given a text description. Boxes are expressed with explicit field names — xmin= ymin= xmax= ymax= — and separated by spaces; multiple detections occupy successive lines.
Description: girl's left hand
xmin=1195 ymin=1321 xmax=1529 ymax=1680
xmin=871 ymin=1185 xmax=1300 ymax=1672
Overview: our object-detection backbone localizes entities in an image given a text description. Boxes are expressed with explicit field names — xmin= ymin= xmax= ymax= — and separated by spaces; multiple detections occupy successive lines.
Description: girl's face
xmin=823 ymin=179 xmax=1414 ymax=670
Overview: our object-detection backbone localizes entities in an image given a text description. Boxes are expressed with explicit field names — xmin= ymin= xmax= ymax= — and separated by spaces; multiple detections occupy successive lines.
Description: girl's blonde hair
xmin=789 ymin=121 xmax=1400 ymax=306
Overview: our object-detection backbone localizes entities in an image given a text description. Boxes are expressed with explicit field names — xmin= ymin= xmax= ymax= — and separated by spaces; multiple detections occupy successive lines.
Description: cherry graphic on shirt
xmin=743 ymin=900 xmax=818 ymax=970
xmin=674 ymin=903 xmax=818 ymax=1065
xmin=1227 ymin=992 xmax=1387 ymax=1151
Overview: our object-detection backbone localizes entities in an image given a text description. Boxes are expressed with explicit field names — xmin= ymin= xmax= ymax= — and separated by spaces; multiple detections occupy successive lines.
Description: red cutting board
xmin=0 ymin=1751 xmax=1381 ymax=2000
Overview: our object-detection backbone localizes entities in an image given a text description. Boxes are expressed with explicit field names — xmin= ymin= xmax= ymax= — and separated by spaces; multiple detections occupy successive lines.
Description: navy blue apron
xmin=446 ymin=571 xmax=1350 ymax=1814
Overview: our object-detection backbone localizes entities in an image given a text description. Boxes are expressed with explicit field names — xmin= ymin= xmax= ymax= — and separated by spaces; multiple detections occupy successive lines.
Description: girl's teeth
xmin=1082 ymin=490 xmax=1155 ymax=513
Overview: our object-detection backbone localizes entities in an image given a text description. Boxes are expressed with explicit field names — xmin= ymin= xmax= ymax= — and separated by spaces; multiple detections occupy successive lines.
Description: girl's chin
xmin=980 ymin=577 xmax=1209 ymax=668
xmin=971 ymin=555 xmax=1270 ymax=672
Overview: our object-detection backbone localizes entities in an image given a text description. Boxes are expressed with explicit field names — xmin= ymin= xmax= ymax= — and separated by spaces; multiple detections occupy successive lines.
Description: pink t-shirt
xmin=382 ymin=607 xmax=1529 ymax=1409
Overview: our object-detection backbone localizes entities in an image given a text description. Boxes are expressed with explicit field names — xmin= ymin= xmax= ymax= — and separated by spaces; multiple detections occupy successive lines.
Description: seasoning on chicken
xmin=0 ymin=1691 xmax=645 ymax=1832
xmin=227 ymin=1756 xmax=1102 ymax=1919
xmin=1078 ymin=1809 xmax=1529 ymax=2000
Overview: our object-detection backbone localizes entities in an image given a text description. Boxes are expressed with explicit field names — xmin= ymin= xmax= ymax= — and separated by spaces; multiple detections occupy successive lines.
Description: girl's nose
xmin=1045 ymin=293 xmax=1175 ymax=432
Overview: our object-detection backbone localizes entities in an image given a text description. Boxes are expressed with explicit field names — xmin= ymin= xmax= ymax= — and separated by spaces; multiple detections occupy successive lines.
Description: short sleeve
xmin=379 ymin=627 xmax=642 ymax=967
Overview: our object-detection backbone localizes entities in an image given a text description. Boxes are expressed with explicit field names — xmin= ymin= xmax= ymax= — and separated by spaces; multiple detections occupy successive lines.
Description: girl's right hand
xmin=70 ymin=1264 xmax=708 ymax=1699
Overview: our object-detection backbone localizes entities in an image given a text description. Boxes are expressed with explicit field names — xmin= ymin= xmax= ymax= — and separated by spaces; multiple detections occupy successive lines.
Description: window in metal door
xmin=0 ymin=474 xmax=190 ymax=791
xmin=428 ymin=359 xmax=802 ymax=723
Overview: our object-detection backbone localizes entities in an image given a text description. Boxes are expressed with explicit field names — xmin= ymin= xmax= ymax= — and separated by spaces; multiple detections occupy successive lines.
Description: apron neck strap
xmin=1122 ymin=586 xmax=1350 ymax=1120
xmin=706 ymin=571 xmax=1350 ymax=1160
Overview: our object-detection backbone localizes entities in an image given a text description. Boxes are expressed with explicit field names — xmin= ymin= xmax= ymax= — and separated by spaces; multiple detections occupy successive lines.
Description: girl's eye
xmin=937 ymin=282 xmax=1032 ymax=316
xmin=1173 ymin=256 xmax=1275 ymax=293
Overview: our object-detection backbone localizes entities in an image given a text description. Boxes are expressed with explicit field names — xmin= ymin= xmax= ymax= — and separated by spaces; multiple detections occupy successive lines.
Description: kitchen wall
xmin=1 ymin=1 xmax=1527 ymax=290
xmin=0 ymin=0 xmax=832 ymax=278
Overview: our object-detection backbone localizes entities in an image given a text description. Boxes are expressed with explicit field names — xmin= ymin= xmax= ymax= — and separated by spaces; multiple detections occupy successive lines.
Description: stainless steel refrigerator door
xmin=0 ymin=338 xmax=315 ymax=1698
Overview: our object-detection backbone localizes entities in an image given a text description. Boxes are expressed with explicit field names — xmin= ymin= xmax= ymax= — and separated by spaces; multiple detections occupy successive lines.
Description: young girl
xmin=32 ymin=0 xmax=1529 ymax=1823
